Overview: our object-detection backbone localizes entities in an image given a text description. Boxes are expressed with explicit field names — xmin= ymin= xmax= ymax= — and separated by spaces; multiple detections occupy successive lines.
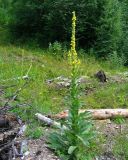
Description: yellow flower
xmin=68 ymin=11 xmax=80 ymax=68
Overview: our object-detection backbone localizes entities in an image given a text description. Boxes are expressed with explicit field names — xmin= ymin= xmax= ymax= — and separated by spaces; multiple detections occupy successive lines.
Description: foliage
xmin=0 ymin=0 xmax=126 ymax=60
xmin=0 ymin=44 xmax=127 ymax=114
xmin=0 ymin=0 xmax=12 ymax=25
xmin=48 ymin=12 xmax=96 ymax=160
xmin=119 ymin=0 xmax=128 ymax=62
xmin=25 ymin=125 xmax=43 ymax=139
xmin=48 ymin=41 xmax=63 ymax=56
xmin=84 ymin=82 xmax=128 ymax=109
xmin=0 ymin=44 xmax=128 ymax=158
xmin=9 ymin=0 xmax=99 ymax=46
xmin=95 ymin=0 xmax=122 ymax=57
xmin=8 ymin=0 xmax=44 ymax=42
xmin=107 ymin=51 xmax=126 ymax=69
xmin=113 ymin=134 xmax=128 ymax=159
xmin=111 ymin=116 xmax=126 ymax=124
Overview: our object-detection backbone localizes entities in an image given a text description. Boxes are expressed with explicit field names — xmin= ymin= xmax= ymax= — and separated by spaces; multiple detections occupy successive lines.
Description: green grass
xmin=112 ymin=131 xmax=128 ymax=160
xmin=0 ymin=45 xmax=128 ymax=122
xmin=83 ymin=83 xmax=128 ymax=109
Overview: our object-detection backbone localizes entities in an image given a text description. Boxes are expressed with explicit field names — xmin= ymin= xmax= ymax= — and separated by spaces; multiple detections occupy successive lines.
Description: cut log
xmin=51 ymin=109 xmax=128 ymax=120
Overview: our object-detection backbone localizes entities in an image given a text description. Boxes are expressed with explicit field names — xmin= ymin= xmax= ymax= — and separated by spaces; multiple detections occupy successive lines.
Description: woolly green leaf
xmin=77 ymin=135 xmax=89 ymax=146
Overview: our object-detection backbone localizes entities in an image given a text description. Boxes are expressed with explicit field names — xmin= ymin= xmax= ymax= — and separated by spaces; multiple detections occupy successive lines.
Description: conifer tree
xmin=96 ymin=0 xmax=122 ymax=57
xmin=120 ymin=0 xmax=128 ymax=61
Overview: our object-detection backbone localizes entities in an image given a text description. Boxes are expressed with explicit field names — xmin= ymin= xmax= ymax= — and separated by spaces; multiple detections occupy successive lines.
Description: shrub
xmin=95 ymin=0 xmax=122 ymax=58
xmin=7 ymin=1 xmax=101 ymax=49
xmin=8 ymin=0 xmax=127 ymax=59
xmin=48 ymin=41 xmax=62 ymax=55
xmin=120 ymin=0 xmax=128 ymax=62
xmin=107 ymin=51 xmax=126 ymax=69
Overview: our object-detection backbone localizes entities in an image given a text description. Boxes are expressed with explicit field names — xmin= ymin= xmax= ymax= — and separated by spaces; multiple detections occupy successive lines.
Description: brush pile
xmin=0 ymin=82 xmax=29 ymax=160
xmin=0 ymin=113 xmax=27 ymax=160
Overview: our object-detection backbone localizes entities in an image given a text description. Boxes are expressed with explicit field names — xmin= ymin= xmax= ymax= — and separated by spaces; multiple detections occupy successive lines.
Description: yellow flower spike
xmin=68 ymin=11 xmax=80 ymax=69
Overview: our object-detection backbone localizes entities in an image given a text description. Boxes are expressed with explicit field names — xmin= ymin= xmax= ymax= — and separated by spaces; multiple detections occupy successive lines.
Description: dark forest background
xmin=0 ymin=0 xmax=128 ymax=60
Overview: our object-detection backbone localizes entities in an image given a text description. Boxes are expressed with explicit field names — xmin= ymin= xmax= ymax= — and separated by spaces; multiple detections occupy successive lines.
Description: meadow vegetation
xmin=0 ymin=0 xmax=128 ymax=159
xmin=0 ymin=44 xmax=127 ymax=115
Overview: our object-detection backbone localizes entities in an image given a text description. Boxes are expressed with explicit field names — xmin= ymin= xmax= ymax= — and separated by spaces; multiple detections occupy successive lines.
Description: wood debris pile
xmin=0 ymin=113 xmax=27 ymax=160
xmin=0 ymin=80 xmax=29 ymax=160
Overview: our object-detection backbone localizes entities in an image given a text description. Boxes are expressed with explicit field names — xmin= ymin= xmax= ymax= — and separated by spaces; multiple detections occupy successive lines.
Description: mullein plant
xmin=48 ymin=12 xmax=96 ymax=160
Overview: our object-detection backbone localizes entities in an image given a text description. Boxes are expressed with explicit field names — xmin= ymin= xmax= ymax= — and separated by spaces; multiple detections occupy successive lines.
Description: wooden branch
xmin=51 ymin=109 xmax=128 ymax=120
xmin=1 ymin=75 xmax=29 ymax=82
xmin=0 ymin=141 xmax=14 ymax=152
xmin=35 ymin=113 xmax=66 ymax=129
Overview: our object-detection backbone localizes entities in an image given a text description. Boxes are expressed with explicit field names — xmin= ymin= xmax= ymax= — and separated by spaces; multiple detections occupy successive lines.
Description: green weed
xmin=48 ymin=12 xmax=96 ymax=160
xmin=25 ymin=125 xmax=43 ymax=139
xmin=113 ymin=133 xmax=128 ymax=160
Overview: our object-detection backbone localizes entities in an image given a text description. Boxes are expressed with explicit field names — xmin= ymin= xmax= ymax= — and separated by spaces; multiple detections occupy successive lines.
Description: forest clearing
xmin=0 ymin=1 xmax=128 ymax=160
xmin=0 ymin=44 xmax=128 ymax=159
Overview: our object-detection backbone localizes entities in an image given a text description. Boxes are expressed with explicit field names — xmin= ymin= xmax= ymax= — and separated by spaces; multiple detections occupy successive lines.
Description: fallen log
xmin=35 ymin=109 xmax=128 ymax=128
xmin=50 ymin=109 xmax=128 ymax=120
xmin=35 ymin=113 xmax=66 ymax=129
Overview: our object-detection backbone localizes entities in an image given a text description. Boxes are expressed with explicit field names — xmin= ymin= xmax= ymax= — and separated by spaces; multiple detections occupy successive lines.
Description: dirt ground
xmin=26 ymin=137 xmax=60 ymax=160
xmin=23 ymin=120 xmax=128 ymax=160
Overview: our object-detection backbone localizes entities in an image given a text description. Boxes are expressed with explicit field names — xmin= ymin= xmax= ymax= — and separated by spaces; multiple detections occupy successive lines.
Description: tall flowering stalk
xmin=68 ymin=12 xmax=95 ymax=160
xmin=48 ymin=12 xmax=95 ymax=160
xmin=68 ymin=11 xmax=81 ymax=152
